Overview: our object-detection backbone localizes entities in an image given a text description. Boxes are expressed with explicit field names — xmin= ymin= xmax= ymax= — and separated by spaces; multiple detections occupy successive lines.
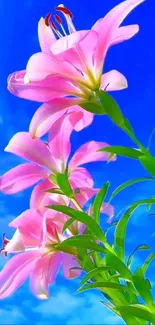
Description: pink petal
xmin=101 ymin=203 xmax=115 ymax=223
xmin=68 ymin=106 xmax=94 ymax=131
xmin=9 ymin=209 xmax=42 ymax=247
xmin=30 ymin=179 xmax=55 ymax=211
xmin=69 ymin=141 xmax=116 ymax=171
xmin=38 ymin=18 xmax=56 ymax=53
xmin=7 ymin=70 xmax=81 ymax=102
xmin=5 ymin=132 xmax=58 ymax=171
xmin=101 ymin=70 xmax=128 ymax=91
xmin=92 ymin=0 xmax=144 ymax=71
xmin=0 ymin=163 xmax=46 ymax=194
xmin=29 ymin=97 xmax=81 ymax=138
xmin=0 ymin=251 xmax=38 ymax=299
xmin=26 ymin=52 xmax=81 ymax=81
xmin=53 ymin=30 xmax=98 ymax=75
xmin=74 ymin=187 xmax=98 ymax=208
xmin=30 ymin=252 xmax=62 ymax=299
xmin=44 ymin=210 xmax=68 ymax=232
xmin=69 ymin=167 xmax=94 ymax=188
xmin=48 ymin=112 xmax=83 ymax=171
xmin=5 ymin=230 xmax=25 ymax=253
xmin=62 ymin=253 xmax=81 ymax=279
xmin=110 ymin=25 xmax=139 ymax=46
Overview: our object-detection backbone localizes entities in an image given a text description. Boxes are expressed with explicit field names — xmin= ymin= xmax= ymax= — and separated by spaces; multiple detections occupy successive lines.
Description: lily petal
xmin=29 ymin=98 xmax=81 ymax=138
xmin=30 ymin=252 xmax=62 ymax=299
xmin=30 ymin=179 xmax=55 ymax=212
xmin=110 ymin=25 xmax=139 ymax=45
xmin=0 ymin=251 xmax=38 ymax=299
xmin=7 ymin=70 xmax=81 ymax=102
xmin=38 ymin=18 xmax=56 ymax=53
xmin=62 ymin=253 xmax=81 ymax=279
xmin=92 ymin=0 xmax=144 ymax=71
xmin=26 ymin=52 xmax=81 ymax=81
xmin=69 ymin=141 xmax=116 ymax=171
xmin=52 ymin=30 xmax=98 ymax=75
xmin=101 ymin=203 xmax=115 ymax=223
xmin=0 ymin=163 xmax=46 ymax=194
xmin=9 ymin=209 xmax=42 ymax=247
xmin=69 ymin=167 xmax=94 ymax=188
xmin=48 ymin=112 xmax=83 ymax=171
xmin=101 ymin=70 xmax=128 ymax=91
xmin=5 ymin=132 xmax=57 ymax=171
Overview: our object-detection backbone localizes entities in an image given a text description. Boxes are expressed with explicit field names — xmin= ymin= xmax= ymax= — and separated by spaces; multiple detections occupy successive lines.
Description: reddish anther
xmin=54 ymin=14 xmax=62 ymax=25
xmin=45 ymin=12 xmax=52 ymax=26
xmin=55 ymin=6 xmax=73 ymax=19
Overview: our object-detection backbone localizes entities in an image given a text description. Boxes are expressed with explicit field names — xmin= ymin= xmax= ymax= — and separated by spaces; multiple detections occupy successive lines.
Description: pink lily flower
xmin=0 ymin=111 xmax=116 ymax=195
xmin=7 ymin=0 xmax=144 ymax=138
xmin=0 ymin=208 xmax=81 ymax=299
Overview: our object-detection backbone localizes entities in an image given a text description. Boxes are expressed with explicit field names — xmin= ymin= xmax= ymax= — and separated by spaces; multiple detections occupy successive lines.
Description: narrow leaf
xmin=92 ymin=182 xmax=110 ymax=223
xmin=109 ymin=178 xmax=154 ymax=202
xmin=62 ymin=218 xmax=75 ymax=233
xmin=79 ymin=266 xmax=111 ymax=288
xmin=48 ymin=205 xmax=106 ymax=243
xmin=142 ymin=252 xmax=155 ymax=274
xmin=114 ymin=205 xmax=137 ymax=261
xmin=77 ymin=281 xmax=136 ymax=295
xmin=116 ymin=305 xmax=155 ymax=323
xmin=97 ymin=91 xmax=124 ymax=127
xmin=56 ymin=173 xmax=74 ymax=198
xmin=139 ymin=155 xmax=155 ymax=178
xmin=127 ymin=245 xmax=150 ymax=269
xmin=106 ymin=253 xmax=132 ymax=280
xmin=99 ymin=146 xmax=144 ymax=159
xmin=132 ymin=267 xmax=154 ymax=307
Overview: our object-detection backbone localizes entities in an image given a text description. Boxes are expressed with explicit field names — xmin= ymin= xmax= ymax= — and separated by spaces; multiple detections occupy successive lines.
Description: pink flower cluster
xmin=0 ymin=0 xmax=143 ymax=299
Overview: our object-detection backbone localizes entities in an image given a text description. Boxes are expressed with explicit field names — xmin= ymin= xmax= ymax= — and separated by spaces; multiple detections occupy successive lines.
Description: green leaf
xmin=80 ymin=101 xmax=105 ymax=114
xmin=114 ymin=205 xmax=137 ymax=261
xmin=48 ymin=205 xmax=106 ymax=243
xmin=62 ymin=218 xmax=75 ymax=233
xmin=104 ymin=221 xmax=118 ymax=236
xmin=97 ymin=91 xmax=125 ymax=127
xmin=57 ymin=235 xmax=108 ymax=255
xmin=127 ymin=245 xmax=150 ymax=269
xmin=109 ymin=178 xmax=154 ymax=202
xmin=77 ymin=281 xmax=136 ymax=295
xmin=142 ymin=252 xmax=155 ymax=274
xmin=79 ymin=266 xmax=111 ymax=288
xmin=99 ymin=146 xmax=144 ymax=159
xmin=105 ymin=253 xmax=132 ymax=280
xmin=147 ymin=196 xmax=155 ymax=210
xmin=116 ymin=305 xmax=155 ymax=323
xmin=92 ymin=182 xmax=110 ymax=223
xmin=45 ymin=188 xmax=64 ymax=195
xmin=132 ymin=267 xmax=154 ymax=307
xmin=122 ymin=117 xmax=135 ymax=135
xmin=56 ymin=173 xmax=74 ymax=198
xmin=139 ymin=155 xmax=155 ymax=178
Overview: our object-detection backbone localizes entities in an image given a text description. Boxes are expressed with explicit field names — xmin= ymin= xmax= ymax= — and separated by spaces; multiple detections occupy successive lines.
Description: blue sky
xmin=0 ymin=0 xmax=155 ymax=323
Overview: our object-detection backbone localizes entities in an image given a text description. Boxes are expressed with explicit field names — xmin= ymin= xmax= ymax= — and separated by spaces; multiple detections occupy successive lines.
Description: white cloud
xmin=34 ymin=286 xmax=124 ymax=325
xmin=0 ymin=305 xmax=26 ymax=324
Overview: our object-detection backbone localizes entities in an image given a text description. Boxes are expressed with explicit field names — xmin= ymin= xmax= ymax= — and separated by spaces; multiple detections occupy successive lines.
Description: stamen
xmin=54 ymin=14 xmax=62 ymax=25
xmin=0 ymin=233 xmax=9 ymax=257
xmin=51 ymin=21 xmax=63 ymax=38
xmin=56 ymin=5 xmax=73 ymax=19
xmin=45 ymin=12 xmax=52 ymax=26
xmin=54 ymin=14 xmax=67 ymax=36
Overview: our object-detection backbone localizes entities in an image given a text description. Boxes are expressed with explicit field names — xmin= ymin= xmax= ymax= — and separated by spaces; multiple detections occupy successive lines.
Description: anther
xmin=0 ymin=233 xmax=9 ymax=257
xmin=56 ymin=6 xmax=73 ymax=19
xmin=54 ymin=14 xmax=62 ymax=25
xmin=45 ymin=12 xmax=52 ymax=26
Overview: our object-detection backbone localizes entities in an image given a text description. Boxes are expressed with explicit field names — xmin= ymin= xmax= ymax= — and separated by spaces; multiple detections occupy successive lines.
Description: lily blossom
xmin=7 ymin=0 xmax=144 ymax=138
xmin=0 ymin=209 xmax=81 ymax=299
xmin=0 ymin=111 xmax=116 ymax=195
